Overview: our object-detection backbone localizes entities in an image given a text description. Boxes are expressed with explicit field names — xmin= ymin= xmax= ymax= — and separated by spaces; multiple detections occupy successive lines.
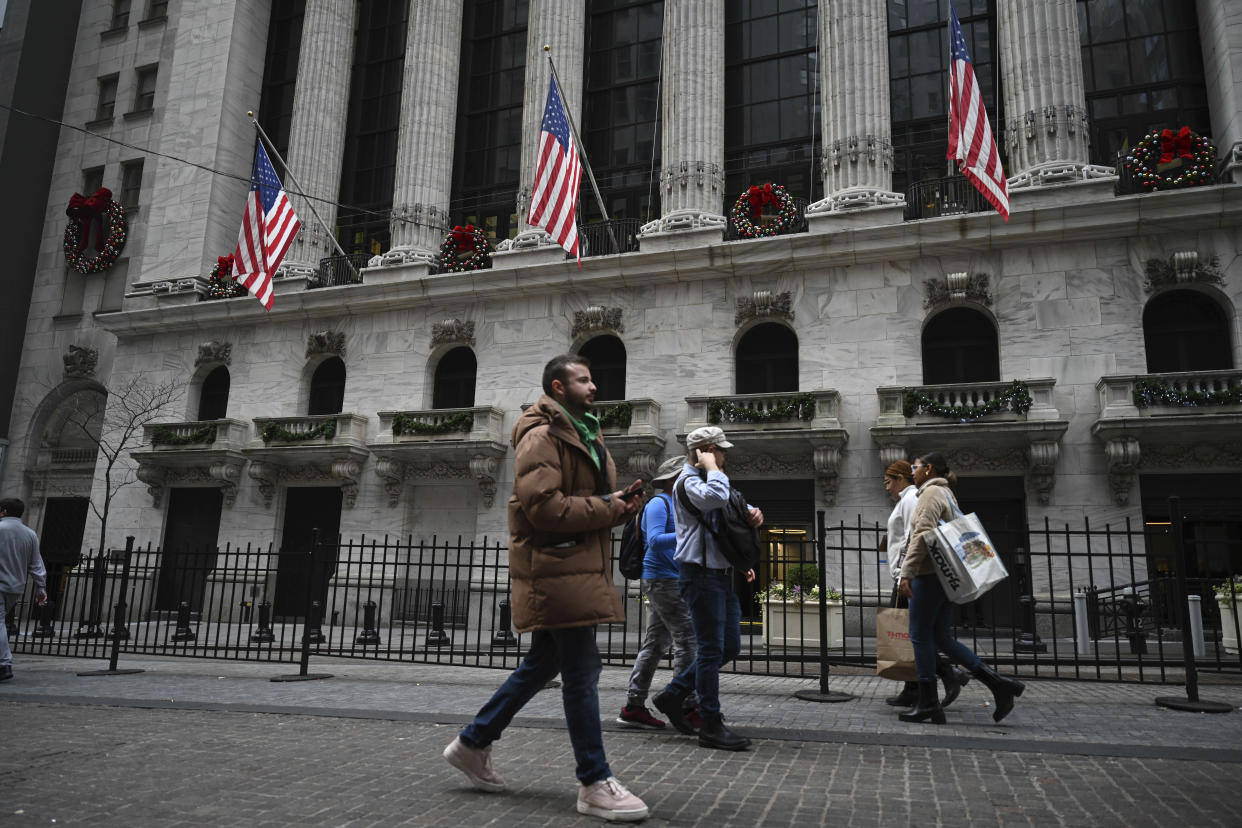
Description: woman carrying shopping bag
xmin=896 ymin=452 xmax=1025 ymax=724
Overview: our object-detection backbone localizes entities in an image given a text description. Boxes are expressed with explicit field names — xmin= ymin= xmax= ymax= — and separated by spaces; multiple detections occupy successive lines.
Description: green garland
xmin=261 ymin=419 xmax=337 ymax=443
xmin=595 ymin=402 xmax=633 ymax=429
xmin=392 ymin=411 xmax=474 ymax=436
xmin=1133 ymin=379 xmax=1242 ymax=408
xmin=707 ymin=393 xmax=816 ymax=425
xmin=151 ymin=424 xmax=217 ymax=446
xmin=903 ymin=380 xmax=1033 ymax=422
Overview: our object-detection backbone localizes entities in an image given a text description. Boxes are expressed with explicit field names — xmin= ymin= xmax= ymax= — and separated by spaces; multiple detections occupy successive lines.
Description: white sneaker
xmin=576 ymin=776 xmax=649 ymax=822
xmin=443 ymin=736 xmax=505 ymax=792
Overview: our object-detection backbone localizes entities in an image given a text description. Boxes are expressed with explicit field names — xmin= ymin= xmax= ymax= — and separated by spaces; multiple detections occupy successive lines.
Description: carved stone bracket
xmin=63 ymin=345 xmax=98 ymax=379
xmin=572 ymin=306 xmax=624 ymax=339
xmin=735 ymin=290 xmax=793 ymax=326
xmin=1026 ymin=441 xmax=1060 ymax=506
xmin=374 ymin=457 xmax=408 ymax=508
xmin=196 ymin=341 xmax=232 ymax=367
xmin=136 ymin=464 xmax=167 ymax=508
xmin=877 ymin=444 xmax=907 ymax=468
xmin=469 ymin=455 xmax=500 ymax=508
xmin=431 ymin=318 xmax=476 ymax=348
xmin=247 ymin=456 xmax=363 ymax=508
xmin=1104 ymin=437 xmax=1141 ymax=506
xmin=924 ymin=273 xmax=992 ymax=309
xmin=306 ymin=331 xmax=346 ymax=359
xmin=135 ymin=458 xmax=243 ymax=508
xmin=625 ymin=452 xmax=657 ymax=481
xmin=248 ymin=461 xmax=278 ymax=508
xmin=813 ymin=446 xmax=843 ymax=507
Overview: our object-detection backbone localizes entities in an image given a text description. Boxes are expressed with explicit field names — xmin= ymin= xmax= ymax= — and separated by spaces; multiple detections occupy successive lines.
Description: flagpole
xmin=247 ymin=111 xmax=358 ymax=279
xmin=946 ymin=5 xmax=955 ymax=178
xmin=543 ymin=47 xmax=620 ymax=254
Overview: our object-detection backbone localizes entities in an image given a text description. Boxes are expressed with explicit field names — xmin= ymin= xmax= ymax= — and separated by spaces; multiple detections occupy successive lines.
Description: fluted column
xmin=512 ymin=0 xmax=586 ymax=246
xmin=282 ymin=0 xmax=356 ymax=271
xmin=1197 ymin=0 xmax=1242 ymax=180
xmin=807 ymin=0 xmax=904 ymax=214
xmin=387 ymin=0 xmax=464 ymax=266
xmin=999 ymin=0 xmax=1114 ymax=186
xmin=641 ymin=0 xmax=726 ymax=234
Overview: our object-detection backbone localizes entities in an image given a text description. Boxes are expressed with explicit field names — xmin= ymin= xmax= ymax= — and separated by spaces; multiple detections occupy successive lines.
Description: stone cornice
xmin=94 ymin=184 xmax=1242 ymax=338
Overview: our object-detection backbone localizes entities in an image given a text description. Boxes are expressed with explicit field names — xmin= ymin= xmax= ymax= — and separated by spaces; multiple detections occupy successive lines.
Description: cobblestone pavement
xmin=3 ymin=654 xmax=1241 ymax=826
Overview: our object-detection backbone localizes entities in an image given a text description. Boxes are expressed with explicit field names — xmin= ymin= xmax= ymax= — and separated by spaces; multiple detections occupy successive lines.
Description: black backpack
xmin=676 ymin=476 xmax=761 ymax=571
xmin=618 ymin=493 xmax=671 ymax=580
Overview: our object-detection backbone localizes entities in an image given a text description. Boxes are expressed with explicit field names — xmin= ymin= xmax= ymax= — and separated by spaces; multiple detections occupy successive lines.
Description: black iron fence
xmin=311 ymin=253 xmax=368 ymax=289
xmin=579 ymin=218 xmax=642 ymax=257
xmin=11 ymin=510 xmax=1241 ymax=683
xmin=903 ymin=175 xmax=992 ymax=220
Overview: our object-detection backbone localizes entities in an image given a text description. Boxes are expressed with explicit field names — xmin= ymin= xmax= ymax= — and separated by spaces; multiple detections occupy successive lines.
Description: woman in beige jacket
xmin=897 ymin=452 xmax=1025 ymax=724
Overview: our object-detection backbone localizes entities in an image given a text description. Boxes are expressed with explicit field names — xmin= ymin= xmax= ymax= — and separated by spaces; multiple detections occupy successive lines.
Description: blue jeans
xmin=460 ymin=626 xmax=610 ymax=785
xmin=908 ymin=573 xmax=982 ymax=682
xmin=662 ymin=564 xmax=741 ymax=719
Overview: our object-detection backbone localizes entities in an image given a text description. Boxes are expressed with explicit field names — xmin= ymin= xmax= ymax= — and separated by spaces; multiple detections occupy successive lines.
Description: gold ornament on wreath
xmin=730 ymin=182 xmax=798 ymax=239
xmin=63 ymin=187 xmax=128 ymax=274
xmin=1122 ymin=126 xmax=1215 ymax=192
xmin=438 ymin=224 xmax=493 ymax=272
xmin=205 ymin=253 xmax=247 ymax=300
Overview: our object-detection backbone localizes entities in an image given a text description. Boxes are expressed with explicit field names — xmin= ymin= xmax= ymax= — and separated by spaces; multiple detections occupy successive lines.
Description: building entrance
xmin=274 ymin=487 xmax=342 ymax=617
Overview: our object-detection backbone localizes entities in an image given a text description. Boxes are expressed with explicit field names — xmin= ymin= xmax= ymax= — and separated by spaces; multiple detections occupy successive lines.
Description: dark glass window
xmin=581 ymin=0 xmax=663 ymax=223
xmin=146 ymin=0 xmax=169 ymax=20
xmin=725 ymin=0 xmax=820 ymax=202
xmin=921 ymin=307 xmax=999 ymax=384
xmin=336 ymin=0 xmax=408 ymax=258
xmin=736 ymin=323 xmax=798 ymax=394
xmin=450 ymin=0 xmax=528 ymax=242
xmin=110 ymin=0 xmax=131 ymax=30
xmin=198 ymin=366 xmax=230 ymax=420
xmin=1143 ymin=290 xmax=1233 ymax=373
xmin=83 ymin=166 xmax=105 ymax=195
xmin=120 ymin=160 xmax=144 ymax=211
xmin=257 ymin=0 xmax=306 ymax=160
xmin=579 ymin=335 xmax=627 ymax=401
xmin=433 ymin=348 xmax=478 ymax=409
xmin=1077 ymin=0 xmax=1208 ymax=166
xmin=133 ymin=65 xmax=158 ymax=112
xmin=308 ymin=358 xmax=346 ymax=415
xmin=888 ymin=0 xmax=1000 ymax=194
xmin=96 ymin=75 xmax=118 ymax=120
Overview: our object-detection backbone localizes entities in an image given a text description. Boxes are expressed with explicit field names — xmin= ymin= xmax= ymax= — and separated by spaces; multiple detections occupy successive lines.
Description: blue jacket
xmin=641 ymin=492 xmax=678 ymax=580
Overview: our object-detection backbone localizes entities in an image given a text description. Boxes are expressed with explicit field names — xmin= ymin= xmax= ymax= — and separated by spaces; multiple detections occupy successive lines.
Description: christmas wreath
xmin=205 ymin=254 xmax=247 ymax=300
xmin=729 ymin=182 xmax=798 ymax=239
xmin=438 ymin=224 xmax=493 ymax=272
xmin=63 ymin=187 xmax=128 ymax=274
xmin=1122 ymin=127 xmax=1215 ymax=191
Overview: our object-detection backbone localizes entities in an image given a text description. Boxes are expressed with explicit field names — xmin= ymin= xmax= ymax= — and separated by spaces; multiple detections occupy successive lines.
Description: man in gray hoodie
xmin=0 ymin=498 xmax=47 ymax=682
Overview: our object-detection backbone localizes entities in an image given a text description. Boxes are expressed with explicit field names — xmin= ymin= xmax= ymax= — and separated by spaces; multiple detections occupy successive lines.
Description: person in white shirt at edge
xmin=651 ymin=426 xmax=763 ymax=751
xmin=0 ymin=497 xmax=48 ymax=682
xmin=879 ymin=460 xmax=969 ymax=710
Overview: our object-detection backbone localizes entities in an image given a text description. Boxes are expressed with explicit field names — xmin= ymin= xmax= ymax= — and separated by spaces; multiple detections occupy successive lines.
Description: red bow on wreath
xmin=65 ymin=187 xmax=113 ymax=253
xmin=216 ymin=254 xmax=234 ymax=275
xmin=746 ymin=184 xmax=776 ymax=221
xmin=451 ymin=224 xmax=477 ymax=252
xmin=1159 ymin=126 xmax=1194 ymax=163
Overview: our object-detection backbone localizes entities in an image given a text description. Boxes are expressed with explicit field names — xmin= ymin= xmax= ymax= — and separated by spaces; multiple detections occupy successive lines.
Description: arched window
xmin=308 ymin=357 xmax=346 ymax=415
xmin=433 ymin=347 xmax=477 ymax=409
xmin=921 ymin=308 xmax=999 ymax=384
xmin=197 ymin=366 xmax=230 ymax=420
xmin=579 ymin=335 xmax=626 ymax=401
xmin=736 ymin=323 xmax=798 ymax=394
xmin=1143 ymin=290 xmax=1233 ymax=373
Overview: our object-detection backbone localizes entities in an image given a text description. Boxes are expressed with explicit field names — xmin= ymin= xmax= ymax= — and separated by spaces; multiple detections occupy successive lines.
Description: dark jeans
xmin=460 ymin=625 xmax=610 ymax=785
xmin=908 ymin=573 xmax=983 ymax=682
xmin=662 ymin=563 xmax=741 ymax=719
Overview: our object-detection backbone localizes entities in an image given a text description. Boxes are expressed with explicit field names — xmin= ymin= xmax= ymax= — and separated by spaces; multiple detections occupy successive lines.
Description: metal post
xmin=1073 ymin=591 xmax=1092 ymax=652
xmin=355 ymin=600 xmax=381 ymax=645
xmin=32 ymin=599 xmax=55 ymax=638
xmin=272 ymin=528 xmax=332 ymax=682
xmin=492 ymin=600 xmax=518 ymax=647
xmin=795 ymin=510 xmax=855 ymax=703
xmin=77 ymin=537 xmax=143 ymax=676
xmin=1155 ymin=496 xmax=1232 ymax=713
xmin=1014 ymin=547 xmax=1046 ymax=653
xmin=426 ymin=600 xmax=451 ymax=648
xmin=74 ymin=552 xmax=106 ymax=638
xmin=250 ymin=600 xmax=275 ymax=643
xmin=171 ymin=601 xmax=197 ymax=642
xmin=1187 ymin=595 xmax=1205 ymax=659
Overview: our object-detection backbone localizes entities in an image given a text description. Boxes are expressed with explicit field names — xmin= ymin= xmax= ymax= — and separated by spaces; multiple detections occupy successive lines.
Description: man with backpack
xmin=652 ymin=426 xmax=764 ymax=751
xmin=617 ymin=456 xmax=699 ymax=730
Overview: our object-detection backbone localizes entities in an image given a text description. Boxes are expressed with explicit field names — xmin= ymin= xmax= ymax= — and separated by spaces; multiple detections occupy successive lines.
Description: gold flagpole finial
xmin=543 ymin=44 xmax=550 ymax=52
xmin=246 ymin=111 xmax=254 ymax=119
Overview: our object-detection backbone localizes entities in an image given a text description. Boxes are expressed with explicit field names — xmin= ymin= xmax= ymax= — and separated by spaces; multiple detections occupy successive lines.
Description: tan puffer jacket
xmin=899 ymin=478 xmax=958 ymax=580
xmin=507 ymin=395 xmax=629 ymax=632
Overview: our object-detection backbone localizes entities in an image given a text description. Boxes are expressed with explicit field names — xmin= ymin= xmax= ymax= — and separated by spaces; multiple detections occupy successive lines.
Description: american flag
xmin=527 ymin=75 xmax=582 ymax=262
xmin=947 ymin=3 xmax=1009 ymax=222
xmin=233 ymin=140 xmax=301 ymax=309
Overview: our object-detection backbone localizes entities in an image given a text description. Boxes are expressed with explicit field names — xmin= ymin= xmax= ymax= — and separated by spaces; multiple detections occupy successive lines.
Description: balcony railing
xmin=251 ymin=413 xmax=368 ymax=447
xmin=310 ymin=253 xmax=368 ymax=289
xmin=376 ymin=406 xmax=506 ymax=444
xmin=1096 ymin=370 xmax=1242 ymax=419
xmin=902 ymin=175 xmax=991 ymax=221
xmin=579 ymin=218 xmax=642 ymax=257
xmin=877 ymin=379 xmax=1059 ymax=427
xmin=685 ymin=390 xmax=842 ymax=433
xmin=143 ymin=419 xmax=249 ymax=451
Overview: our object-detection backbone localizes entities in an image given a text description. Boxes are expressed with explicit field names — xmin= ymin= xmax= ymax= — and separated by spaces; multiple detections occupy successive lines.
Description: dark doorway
xmin=579 ymin=335 xmax=626 ymax=401
xmin=39 ymin=497 xmax=89 ymax=620
xmin=198 ymin=366 xmax=230 ymax=420
xmin=155 ymin=488 xmax=223 ymax=612
xmin=742 ymin=478 xmax=814 ymax=627
xmin=308 ymin=357 xmax=346 ymax=415
xmin=432 ymin=347 xmax=477 ymax=409
xmin=922 ymin=307 xmax=1000 ymax=384
xmin=951 ymin=476 xmax=1026 ymax=629
xmin=736 ymin=323 xmax=798 ymax=394
xmin=1142 ymin=290 xmax=1233 ymax=372
xmin=274 ymin=487 xmax=343 ymax=617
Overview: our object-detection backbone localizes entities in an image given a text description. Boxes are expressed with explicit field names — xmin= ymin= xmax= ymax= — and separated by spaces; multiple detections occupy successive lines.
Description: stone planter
xmin=761 ymin=600 xmax=843 ymax=649
xmin=1219 ymin=596 xmax=1240 ymax=655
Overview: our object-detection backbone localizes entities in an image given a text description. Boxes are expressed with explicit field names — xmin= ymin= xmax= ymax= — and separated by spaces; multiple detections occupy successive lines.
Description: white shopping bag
xmin=926 ymin=506 xmax=1008 ymax=604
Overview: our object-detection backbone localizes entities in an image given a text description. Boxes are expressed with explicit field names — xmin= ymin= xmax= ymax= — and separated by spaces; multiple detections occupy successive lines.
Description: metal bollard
xmin=1073 ymin=590 xmax=1092 ymax=651
xmin=250 ymin=600 xmax=276 ymax=643
xmin=304 ymin=600 xmax=326 ymax=644
xmin=492 ymin=600 xmax=518 ymax=647
xmin=1188 ymin=595 xmax=1205 ymax=658
xmin=171 ymin=601 xmax=197 ymax=642
xmin=426 ymin=600 xmax=451 ymax=647
xmin=32 ymin=600 xmax=56 ymax=638
xmin=355 ymin=600 xmax=381 ymax=645
xmin=1119 ymin=588 xmax=1148 ymax=654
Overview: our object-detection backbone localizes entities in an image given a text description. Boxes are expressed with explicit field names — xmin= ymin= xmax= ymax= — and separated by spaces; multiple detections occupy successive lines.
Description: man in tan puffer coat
xmin=444 ymin=354 xmax=651 ymax=822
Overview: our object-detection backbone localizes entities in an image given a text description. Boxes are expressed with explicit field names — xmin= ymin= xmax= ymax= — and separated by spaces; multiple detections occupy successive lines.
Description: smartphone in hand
xmin=619 ymin=480 xmax=644 ymax=500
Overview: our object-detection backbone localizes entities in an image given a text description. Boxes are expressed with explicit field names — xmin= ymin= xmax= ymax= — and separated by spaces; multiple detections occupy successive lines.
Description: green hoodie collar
xmin=557 ymin=403 xmax=601 ymax=469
